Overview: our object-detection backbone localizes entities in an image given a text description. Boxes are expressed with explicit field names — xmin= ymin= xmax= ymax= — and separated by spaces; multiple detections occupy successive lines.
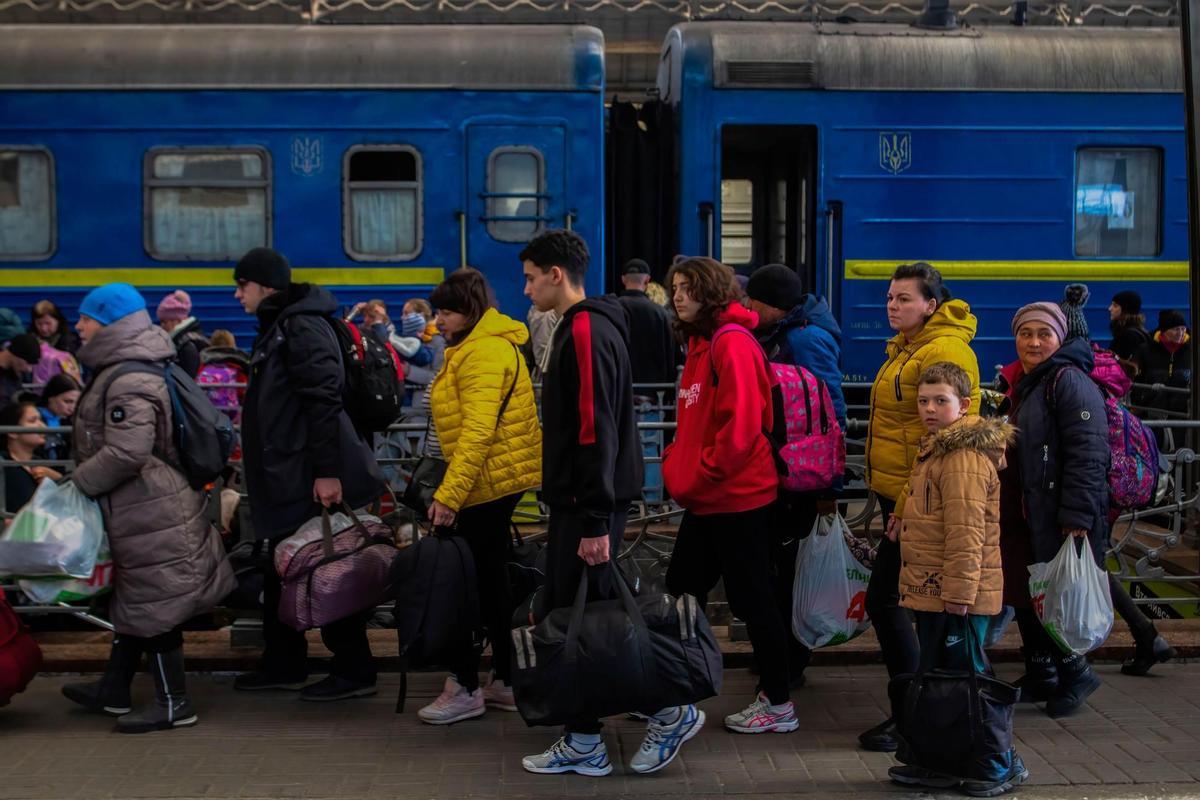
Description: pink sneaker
xmin=417 ymin=677 xmax=485 ymax=725
xmin=483 ymin=675 xmax=517 ymax=711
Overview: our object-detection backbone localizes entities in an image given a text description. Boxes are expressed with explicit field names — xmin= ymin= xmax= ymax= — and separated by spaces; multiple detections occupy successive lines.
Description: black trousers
xmin=768 ymin=492 xmax=818 ymax=680
xmin=262 ymin=535 xmax=376 ymax=685
xmin=448 ymin=491 xmax=523 ymax=692
xmin=542 ymin=507 xmax=628 ymax=735
xmin=1110 ymin=572 xmax=1158 ymax=646
xmin=864 ymin=497 xmax=920 ymax=679
xmin=667 ymin=505 xmax=791 ymax=705
xmin=118 ymin=627 xmax=184 ymax=655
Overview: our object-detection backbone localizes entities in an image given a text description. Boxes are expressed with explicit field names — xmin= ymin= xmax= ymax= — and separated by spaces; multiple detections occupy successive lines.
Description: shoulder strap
xmin=709 ymin=324 xmax=766 ymax=388
xmin=1043 ymin=365 xmax=1075 ymax=410
xmin=493 ymin=344 xmax=522 ymax=430
xmin=99 ymin=361 xmax=166 ymax=404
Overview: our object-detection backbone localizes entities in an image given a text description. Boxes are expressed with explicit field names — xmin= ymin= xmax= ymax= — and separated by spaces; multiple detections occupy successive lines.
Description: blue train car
xmin=0 ymin=25 xmax=606 ymax=342
xmin=657 ymin=22 xmax=1186 ymax=379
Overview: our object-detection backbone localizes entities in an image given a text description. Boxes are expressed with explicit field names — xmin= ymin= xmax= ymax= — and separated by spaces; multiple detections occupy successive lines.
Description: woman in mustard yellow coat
xmin=417 ymin=268 xmax=542 ymax=726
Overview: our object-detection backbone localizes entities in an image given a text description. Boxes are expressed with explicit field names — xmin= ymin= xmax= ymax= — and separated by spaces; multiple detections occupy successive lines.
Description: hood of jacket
xmin=561 ymin=295 xmax=631 ymax=345
xmin=78 ymin=309 xmax=175 ymax=370
xmin=715 ymin=302 xmax=760 ymax=334
xmin=459 ymin=307 xmax=530 ymax=349
xmin=887 ymin=298 xmax=977 ymax=358
xmin=1090 ymin=345 xmax=1132 ymax=398
xmin=1018 ymin=334 xmax=1096 ymax=400
xmin=170 ymin=317 xmax=203 ymax=341
xmin=256 ymin=283 xmax=338 ymax=332
xmin=774 ymin=294 xmax=841 ymax=344
xmin=200 ymin=346 xmax=249 ymax=368
xmin=921 ymin=415 xmax=1013 ymax=469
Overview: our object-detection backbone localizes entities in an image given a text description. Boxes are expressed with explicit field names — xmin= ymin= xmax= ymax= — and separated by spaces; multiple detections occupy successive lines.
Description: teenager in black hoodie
xmin=517 ymin=230 xmax=702 ymax=778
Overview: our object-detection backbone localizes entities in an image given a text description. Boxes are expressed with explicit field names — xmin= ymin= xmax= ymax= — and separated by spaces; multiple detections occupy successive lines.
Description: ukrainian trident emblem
xmin=291 ymin=136 xmax=323 ymax=177
xmin=879 ymin=132 xmax=912 ymax=175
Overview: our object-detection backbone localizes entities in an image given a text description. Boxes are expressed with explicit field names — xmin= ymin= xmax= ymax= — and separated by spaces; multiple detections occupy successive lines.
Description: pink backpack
xmin=31 ymin=342 xmax=79 ymax=385
xmin=711 ymin=325 xmax=846 ymax=493
xmin=196 ymin=362 xmax=243 ymax=418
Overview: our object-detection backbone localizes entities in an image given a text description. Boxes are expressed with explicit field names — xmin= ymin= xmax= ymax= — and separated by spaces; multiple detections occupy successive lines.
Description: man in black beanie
xmin=0 ymin=333 xmax=40 ymax=406
xmin=232 ymin=247 xmax=386 ymax=701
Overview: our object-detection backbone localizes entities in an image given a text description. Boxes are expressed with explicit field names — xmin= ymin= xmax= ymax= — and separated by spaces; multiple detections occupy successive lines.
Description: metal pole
xmin=1182 ymin=0 xmax=1200 ymax=448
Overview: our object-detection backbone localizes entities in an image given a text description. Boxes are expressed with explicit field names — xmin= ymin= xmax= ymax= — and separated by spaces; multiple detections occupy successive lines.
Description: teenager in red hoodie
xmin=662 ymin=257 xmax=795 ymax=734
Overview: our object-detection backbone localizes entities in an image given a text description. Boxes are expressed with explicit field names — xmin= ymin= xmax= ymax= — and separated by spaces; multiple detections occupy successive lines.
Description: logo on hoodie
xmin=679 ymin=382 xmax=701 ymax=409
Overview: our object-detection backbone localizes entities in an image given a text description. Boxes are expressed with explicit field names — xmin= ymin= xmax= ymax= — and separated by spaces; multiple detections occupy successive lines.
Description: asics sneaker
xmin=417 ymin=676 xmax=485 ymax=725
xmin=723 ymin=693 xmax=799 ymax=734
xmin=629 ymin=705 xmax=705 ymax=774
xmin=522 ymin=735 xmax=613 ymax=777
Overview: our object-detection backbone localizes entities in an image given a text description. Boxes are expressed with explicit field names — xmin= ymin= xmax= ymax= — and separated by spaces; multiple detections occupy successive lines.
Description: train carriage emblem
xmin=879 ymin=132 xmax=912 ymax=175
xmin=291 ymin=136 xmax=323 ymax=176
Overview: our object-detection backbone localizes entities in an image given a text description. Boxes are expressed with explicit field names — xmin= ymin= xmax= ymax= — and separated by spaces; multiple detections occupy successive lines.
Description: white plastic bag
xmin=0 ymin=479 xmax=105 ymax=578
xmin=19 ymin=534 xmax=114 ymax=603
xmin=792 ymin=513 xmax=872 ymax=648
xmin=1028 ymin=536 xmax=1114 ymax=655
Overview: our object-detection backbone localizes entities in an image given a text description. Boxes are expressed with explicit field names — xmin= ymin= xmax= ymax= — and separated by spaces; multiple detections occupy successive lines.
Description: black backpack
xmin=100 ymin=361 xmax=236 ymax=490
xmin=326 ymin=319 xmax=404 ymax=433
xmin=384 ymin=530 xmax=478 ymax=711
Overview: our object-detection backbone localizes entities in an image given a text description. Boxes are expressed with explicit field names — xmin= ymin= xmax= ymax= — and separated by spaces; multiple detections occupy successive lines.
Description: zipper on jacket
xmin=894 ymin=374 xmax=903 ymax=402
xmin=1041 ymin=444 xmax=1050 ymax=489
xmin=924 ymin=479 xmax=931 ymax=512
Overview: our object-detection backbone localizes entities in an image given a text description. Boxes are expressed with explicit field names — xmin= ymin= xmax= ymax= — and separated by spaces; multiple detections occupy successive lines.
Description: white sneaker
xmin=723 ymin=693 xmax=799 ymax=734
xmin=482 ymin=675 xmax=517 ymax=711
xmin=417 ymin=676 xmax=485 ymax=725
xmin=629 ymin=705 xmax=705 ymax=774
xmin=522 ymin=735 xmax=612 ymax=776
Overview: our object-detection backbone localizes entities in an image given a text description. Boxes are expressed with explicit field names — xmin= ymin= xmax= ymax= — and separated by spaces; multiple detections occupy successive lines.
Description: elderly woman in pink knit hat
xmin=156 ymin=290 xmax=209 ymax=378
xmin=995 ymin=301 xmax=1110 ymax=720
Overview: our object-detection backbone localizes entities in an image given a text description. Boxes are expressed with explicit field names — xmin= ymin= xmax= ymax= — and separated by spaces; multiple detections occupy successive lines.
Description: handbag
xmin=510 ymin=562 xmax=723 ymax=727
xmin=277 ymin=505 xmax=399 ymax=631
xmin=890 ymin=617 xmax=1019 ymax=780
xmin=401 ymin=345 xmax=521 ymax=518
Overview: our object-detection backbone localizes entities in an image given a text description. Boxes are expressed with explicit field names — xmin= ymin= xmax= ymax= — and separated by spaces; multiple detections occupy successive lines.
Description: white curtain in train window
xmin=350 ymin=188 xmax=417 ymax=256
xmin=1074 ymin=149 xmax=1160 ymax=258
xmin=0 ymin=151 xmax=52 ymax=256
xmin=149 ymin=152 xmax=267 ymax=259
xmin=488 ymin=150 xmax=542 ymax=242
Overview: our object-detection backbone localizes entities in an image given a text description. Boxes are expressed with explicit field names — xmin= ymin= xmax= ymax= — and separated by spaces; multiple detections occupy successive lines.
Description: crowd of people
xmin=0 ymin=231 xmax=1189 ymax=794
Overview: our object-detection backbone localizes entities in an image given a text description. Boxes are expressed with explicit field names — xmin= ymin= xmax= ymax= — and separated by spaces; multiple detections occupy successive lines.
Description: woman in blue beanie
xmin=61 ymin=283 xmax=234 ymax=733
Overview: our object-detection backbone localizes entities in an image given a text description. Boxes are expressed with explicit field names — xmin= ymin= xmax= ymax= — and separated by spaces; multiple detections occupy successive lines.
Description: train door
xmin=717 ymin=125 xmax=818 ymax=290
xmin=464 ymin=123 xmax=566 ymax=315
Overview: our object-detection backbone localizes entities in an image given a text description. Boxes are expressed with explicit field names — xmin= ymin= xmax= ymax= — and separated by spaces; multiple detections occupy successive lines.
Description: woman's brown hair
xmin=429 ymin=267 xmax=493 ymax=344
xmin=666 ymin=257 xmax=739 ymax=339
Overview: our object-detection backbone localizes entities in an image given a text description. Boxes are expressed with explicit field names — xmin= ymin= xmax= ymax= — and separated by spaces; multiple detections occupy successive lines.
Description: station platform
xmin=4 ymin=663 xmax=1200 ymax=800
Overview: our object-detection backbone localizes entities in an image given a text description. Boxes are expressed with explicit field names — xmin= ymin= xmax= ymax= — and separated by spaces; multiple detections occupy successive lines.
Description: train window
xmin=1074 ymin=148 xmax=1161 ymax=257
xmin=344 ymin=146 xmax=422 ymax=260
xmin=0 ymin=148 xmax=54 ymax=259
xmin=720 ymin=179 xmax=754 ymax=265
xmin=145 ymin=148 xmax=270 ymax=260
xmin=486 ymin=148 xmax=544 ymax=242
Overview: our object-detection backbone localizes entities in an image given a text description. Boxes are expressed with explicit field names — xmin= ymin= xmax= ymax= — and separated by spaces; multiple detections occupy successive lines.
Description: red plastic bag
xmin=0 ymin=594 xmax=42 ymax=705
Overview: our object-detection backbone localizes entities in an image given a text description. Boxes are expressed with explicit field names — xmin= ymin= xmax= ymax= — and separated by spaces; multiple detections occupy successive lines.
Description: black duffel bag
xmin=890 ymin=617 xmax=1019 ymax=780
xmin=509 ymin=563 xmax=722 ymax=727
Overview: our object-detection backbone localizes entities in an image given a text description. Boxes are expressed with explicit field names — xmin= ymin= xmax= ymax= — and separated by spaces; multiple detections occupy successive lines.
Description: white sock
xmin=569 ymin=733 xmax=602 ymax=750
xmin=651 ymin=706 xmax=684 ymax=725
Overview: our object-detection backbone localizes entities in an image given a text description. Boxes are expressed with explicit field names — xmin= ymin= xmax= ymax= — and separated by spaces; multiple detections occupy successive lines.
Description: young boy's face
xmin=917 ymin=382 xmax=971 ymax=432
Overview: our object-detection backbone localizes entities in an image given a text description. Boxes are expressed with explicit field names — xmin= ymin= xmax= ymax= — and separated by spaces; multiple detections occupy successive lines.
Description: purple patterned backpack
xmin=770 ymin=362 xmax=847 ymax=492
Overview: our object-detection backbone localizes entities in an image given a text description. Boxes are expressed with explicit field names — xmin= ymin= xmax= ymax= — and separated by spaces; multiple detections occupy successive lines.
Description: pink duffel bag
xmin=277 ymin=507 xmax=399 ymax=631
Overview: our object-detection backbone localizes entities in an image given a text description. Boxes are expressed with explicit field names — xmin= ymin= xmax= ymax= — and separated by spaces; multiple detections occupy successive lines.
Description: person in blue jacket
xmin=745 ymin=264 xmax=847 ymax=429
xmin=745 ymin=263 xmax=846 ymax=691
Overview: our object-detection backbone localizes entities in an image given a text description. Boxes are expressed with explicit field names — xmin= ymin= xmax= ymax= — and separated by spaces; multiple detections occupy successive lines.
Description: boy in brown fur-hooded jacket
xmin=890 ymin=361 xmax=1024 ymax=793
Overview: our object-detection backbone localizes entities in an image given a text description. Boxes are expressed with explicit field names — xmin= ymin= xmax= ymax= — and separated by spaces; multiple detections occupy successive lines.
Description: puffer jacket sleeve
xmin=787 ymin=325 xmax=846 ymax=428
xmin=1053 ymin=368 xmax=1110 ymax=533
xmin=284 ymin=315 xmax=343 ymax=479
xmin=72 ymin=380 xmax=158 ymax=498
xmin=434 ymin=341 xmax=513 ymax=511
xmin=938 ymin=449 xmax=992 ymax=606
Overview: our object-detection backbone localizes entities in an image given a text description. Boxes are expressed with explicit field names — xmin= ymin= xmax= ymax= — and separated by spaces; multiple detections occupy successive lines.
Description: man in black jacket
xmin=518 ymin=231 xmax=702 ymax=778
xmin=231 ymin=247 xmax=386 ymax=702
xmin=616 ymin=258 xmax=679 ymax=387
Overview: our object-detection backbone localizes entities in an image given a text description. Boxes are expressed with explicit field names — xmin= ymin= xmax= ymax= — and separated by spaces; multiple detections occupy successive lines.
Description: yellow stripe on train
xmin=845 ymin=261 xmax=1189 ymax=281
xmin=0 ymin=267 xmax=446 ymax=288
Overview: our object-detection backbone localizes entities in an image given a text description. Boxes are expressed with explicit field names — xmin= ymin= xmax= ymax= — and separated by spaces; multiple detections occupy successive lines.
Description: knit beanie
xmin=1012 ymin=302 xmax=1068 ymax=343
xmin=156 ymin=290 xmax=192 ymax=323
xmin=79 ymin=283 xmax=146 ymax=326
xmin=745 ymin=264 xmax=805 ymax=311
xmin=6 ymin=333 xmax=40 ymax=365
xmin=1059 ymin=283 xmax=1090 ymax=342
xmin=400 ymin=312 xmax=425 ymax=338
xmin=234 ymin=247 xmax=291 ymax=290
xmin=1112 ymin=290 xmax=1142 ymax=316
xmin=1158 ymin=308 xmax=1188 ymax=333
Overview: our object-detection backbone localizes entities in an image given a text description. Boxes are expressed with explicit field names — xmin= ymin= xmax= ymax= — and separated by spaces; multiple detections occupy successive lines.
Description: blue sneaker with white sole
xmin=522 ymin=735 xmax=613 ymax=777
xmin=629 ymin=705 xmax=705 ymax=774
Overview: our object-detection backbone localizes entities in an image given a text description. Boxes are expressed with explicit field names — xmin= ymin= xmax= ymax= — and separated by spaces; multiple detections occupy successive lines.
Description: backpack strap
xmin=709 ymin=325 xmax=787 ymax=476
xmin=95 ymin=360 xmax=186 ymax=476
xmin=1042 ymin=365 xmax=1075 ymax=410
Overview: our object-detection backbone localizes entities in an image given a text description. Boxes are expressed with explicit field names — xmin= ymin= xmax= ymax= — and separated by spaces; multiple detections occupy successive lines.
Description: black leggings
xmin=667 ymin=505 xmax=791 ymax=705
xmin=768 ymin=493 xmax=817 ymax=678
xmin=448 ymin=491 xmax=524 ymax=692
xmin=864 ymin=496 xmax=919 ymax=679
xmin=118 ymin=627 xmax=183 ymax=655
xmin=1110 ymin=572 xmax=1158 ymax=646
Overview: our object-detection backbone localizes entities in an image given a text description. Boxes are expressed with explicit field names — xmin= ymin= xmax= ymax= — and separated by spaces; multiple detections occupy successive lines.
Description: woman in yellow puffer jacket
xmin=418 ymin=268 xmax=542 ymax=726
xmin=858 ymin=262 xmax=981 ymax=753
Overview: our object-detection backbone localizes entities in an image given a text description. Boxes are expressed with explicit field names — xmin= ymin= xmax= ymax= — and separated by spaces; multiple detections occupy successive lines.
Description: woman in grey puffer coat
xmin=60 ymin=283 xmax=234 ymax=734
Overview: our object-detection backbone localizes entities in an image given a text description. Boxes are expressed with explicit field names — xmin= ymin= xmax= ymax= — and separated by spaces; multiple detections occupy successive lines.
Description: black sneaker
xmin=888 ymin=764 xmax=960 ymax=789
xmin=299 ymin=674 xmax=377 ymax=702
xmin=858 ymin=718 xmax=898 ymax=752
xmin=960 ymin=755 xmax=1029 ymax=797
xmin=233 ymin=671 xmax=310 ymax=691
